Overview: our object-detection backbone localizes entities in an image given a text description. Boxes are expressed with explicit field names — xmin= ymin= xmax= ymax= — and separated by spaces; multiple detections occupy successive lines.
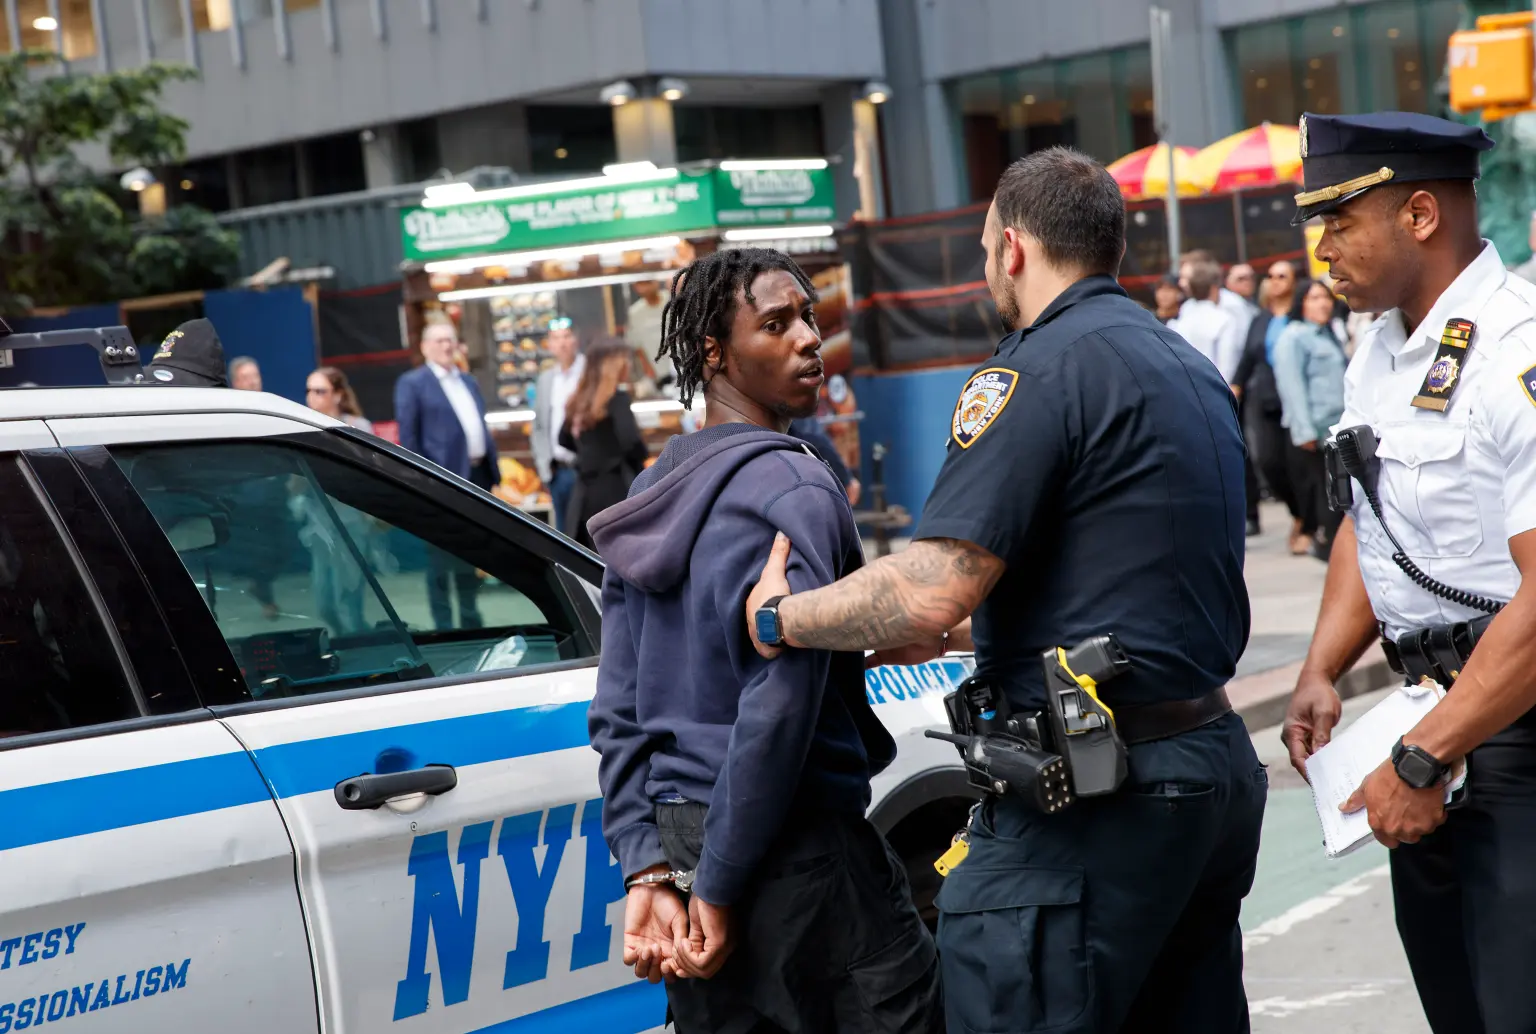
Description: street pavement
xmin=1235 ymin=503 xmax=1428 ymax=1032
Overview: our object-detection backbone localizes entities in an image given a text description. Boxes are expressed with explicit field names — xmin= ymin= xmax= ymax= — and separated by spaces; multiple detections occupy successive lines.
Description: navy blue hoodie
xmin=587 ymin=423 xmax=895 ymax=906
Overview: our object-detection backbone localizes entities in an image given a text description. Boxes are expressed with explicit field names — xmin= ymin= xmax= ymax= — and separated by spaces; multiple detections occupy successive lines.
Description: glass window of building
xmin=303 ymin=132 xmax=367 ymax=197
xmin=16 ymin=0 xmax=94 ymax=59
xmin=1226 ymin=0 xmax=1461 ymax=129
xmin=951 ymin=46 xmax=1155 ymax=203
xmin=236 ymin=143 xmax=300 ymax=207
xmin=192 ymin=0 xmax=235 ymax=31
xmin=674 ymin=106 xmax=824 ymax=163
xmin=527 ymin=105 xmax=616 ymax=175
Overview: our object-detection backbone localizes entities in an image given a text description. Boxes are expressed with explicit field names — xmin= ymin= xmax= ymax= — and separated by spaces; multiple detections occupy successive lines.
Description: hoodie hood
xmin=589 ymin=424 xmax=810 ymax=592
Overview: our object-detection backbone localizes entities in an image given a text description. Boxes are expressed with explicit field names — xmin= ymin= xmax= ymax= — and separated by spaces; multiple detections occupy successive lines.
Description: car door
xmin=0 ymin=437 xmax=317 ymax=1034
xmin=64 ymin=418 xmax=666 ymax=1034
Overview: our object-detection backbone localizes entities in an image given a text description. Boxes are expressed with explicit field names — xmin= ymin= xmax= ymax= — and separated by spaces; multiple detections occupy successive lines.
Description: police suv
xmin=0 ymin=378 xmax=974 ymax=1033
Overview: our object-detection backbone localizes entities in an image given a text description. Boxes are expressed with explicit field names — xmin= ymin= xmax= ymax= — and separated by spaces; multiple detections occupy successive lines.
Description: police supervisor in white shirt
xmin=1281 ymin=111 xmax=1536 ymax=1034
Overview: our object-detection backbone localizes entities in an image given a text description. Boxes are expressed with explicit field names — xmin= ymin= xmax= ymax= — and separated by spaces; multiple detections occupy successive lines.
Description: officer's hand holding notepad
xmin=1303 ymin=681 xmax=1466 ymax=858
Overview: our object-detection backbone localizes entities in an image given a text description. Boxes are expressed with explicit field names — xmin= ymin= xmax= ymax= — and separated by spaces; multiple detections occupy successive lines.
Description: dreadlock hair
xmin=656 ymin=247 xmax=819 ymax=407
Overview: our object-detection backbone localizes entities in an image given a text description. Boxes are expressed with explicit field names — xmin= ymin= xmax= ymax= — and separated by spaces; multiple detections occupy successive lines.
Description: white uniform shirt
xmin=429 ymin=361 xmax=488 ymax=463
xmin=1171 ymin=298 xmax=1244 ymax=382
xmin=1335 ymin=241 xmax=1536 ymax=639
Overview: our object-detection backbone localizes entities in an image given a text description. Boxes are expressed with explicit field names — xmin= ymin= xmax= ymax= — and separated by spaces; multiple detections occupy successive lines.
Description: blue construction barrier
xmin=851 ymin=365 xmax=973 ymax=521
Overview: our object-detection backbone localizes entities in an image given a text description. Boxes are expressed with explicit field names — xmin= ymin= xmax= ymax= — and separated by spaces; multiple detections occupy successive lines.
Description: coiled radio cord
xmin=1361 ymin=487 xmax=1505 ymax=615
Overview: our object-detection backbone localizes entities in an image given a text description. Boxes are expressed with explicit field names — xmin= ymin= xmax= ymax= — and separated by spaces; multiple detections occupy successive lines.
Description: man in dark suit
xmin=394 ymin=319 xmax=501 ymax=630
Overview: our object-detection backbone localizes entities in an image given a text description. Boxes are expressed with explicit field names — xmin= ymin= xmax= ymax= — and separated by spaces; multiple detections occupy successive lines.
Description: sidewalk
xmin=864 ymin=499 xmax=1395 ymax=730
xmin=1231 ymin=501 xmax=1394 ymax=730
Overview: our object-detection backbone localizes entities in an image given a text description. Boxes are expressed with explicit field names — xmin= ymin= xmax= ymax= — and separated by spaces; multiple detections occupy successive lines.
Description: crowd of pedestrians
xmin=1156 ymin=250 xmax=1358 ymax=561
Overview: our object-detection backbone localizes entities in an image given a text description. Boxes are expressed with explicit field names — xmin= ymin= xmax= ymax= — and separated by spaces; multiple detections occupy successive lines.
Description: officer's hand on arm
xmin=622 ymin=869 xmax=687 ymax=983
xmin=745 ymin=534 xmax=1002 ymax=659
xmin=1283 ymin=517 xmax=1379 ymax=778
xmin=673 ymin=897 xmax=733 ymax=979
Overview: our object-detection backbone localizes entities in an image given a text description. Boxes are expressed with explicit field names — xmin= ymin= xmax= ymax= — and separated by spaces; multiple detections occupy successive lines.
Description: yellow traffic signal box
xmin=1449 ymin=13 xmax=1534 ymax=119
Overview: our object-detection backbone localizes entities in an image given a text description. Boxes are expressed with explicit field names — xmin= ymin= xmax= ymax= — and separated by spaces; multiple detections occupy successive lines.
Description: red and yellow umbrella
xmin=1106 ymin=143 xmax=1200 ymax=200
xmin=1190 ymin=123 xmax=1302 ymax=192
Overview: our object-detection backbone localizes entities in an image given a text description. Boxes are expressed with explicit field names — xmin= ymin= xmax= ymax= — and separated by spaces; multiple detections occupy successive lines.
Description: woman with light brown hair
xmin=305 ymin=365 xmax=374 ymax=433
xmin=558 ymin=338 xmax=649 ymax=550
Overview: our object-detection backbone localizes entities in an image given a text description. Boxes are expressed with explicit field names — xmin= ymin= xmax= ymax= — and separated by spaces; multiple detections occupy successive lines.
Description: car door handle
xmin=334 ymin=764 xmax=457 ymax=810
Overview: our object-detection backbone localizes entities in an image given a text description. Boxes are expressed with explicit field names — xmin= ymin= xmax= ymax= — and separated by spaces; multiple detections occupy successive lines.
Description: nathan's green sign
xmin=402 ymin=167 xmax=835 ymax=263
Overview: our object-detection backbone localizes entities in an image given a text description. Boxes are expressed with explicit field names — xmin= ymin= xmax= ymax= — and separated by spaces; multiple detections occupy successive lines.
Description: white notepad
xmin=1303 ymin=681 xmax=1466 ymax=858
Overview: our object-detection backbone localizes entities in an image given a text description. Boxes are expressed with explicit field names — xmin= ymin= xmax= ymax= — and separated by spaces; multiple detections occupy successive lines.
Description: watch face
xmin=1397 ymin=750 xmax=1439 ymax=789
xmin=754 ymin=607 xmax=781 ymax=647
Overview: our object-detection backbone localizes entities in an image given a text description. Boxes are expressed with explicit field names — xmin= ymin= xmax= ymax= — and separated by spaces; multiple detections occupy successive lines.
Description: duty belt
xmin=1381 ymin=614 xmax=1494 ymax=688
xmin=1113 ymin=686 xmax=1233 ymax=745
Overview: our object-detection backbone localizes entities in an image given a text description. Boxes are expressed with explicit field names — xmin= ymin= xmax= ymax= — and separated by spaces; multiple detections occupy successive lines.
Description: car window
xmin=111 ymin=441 xmax=589 ymax=700
xmin=0 ymin=457 xmax=139 ymax=736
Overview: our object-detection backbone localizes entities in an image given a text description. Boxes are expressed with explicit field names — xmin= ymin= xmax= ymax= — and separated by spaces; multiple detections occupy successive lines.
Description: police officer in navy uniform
xmin=745 ymin=147 xmax=1265 ymax=1032
xmin=1282 ymin=112 xmax=1536 ymax=1034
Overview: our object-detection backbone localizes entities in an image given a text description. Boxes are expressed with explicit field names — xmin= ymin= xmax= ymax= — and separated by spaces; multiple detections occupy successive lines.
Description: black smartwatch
xmin=754 ymin=595 xmax=788 ymax=647
xmin=1392 ymin=737 xmax=1449 ymax=790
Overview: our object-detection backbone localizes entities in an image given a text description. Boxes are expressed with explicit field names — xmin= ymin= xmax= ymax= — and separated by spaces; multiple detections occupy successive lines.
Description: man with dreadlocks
xmin=587 ymin=247 xmax=943 ymax=1032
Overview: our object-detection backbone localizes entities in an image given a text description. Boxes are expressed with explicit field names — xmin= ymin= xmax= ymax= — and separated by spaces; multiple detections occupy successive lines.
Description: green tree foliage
xmin=0 ymin=52 xmax=240 ymax=313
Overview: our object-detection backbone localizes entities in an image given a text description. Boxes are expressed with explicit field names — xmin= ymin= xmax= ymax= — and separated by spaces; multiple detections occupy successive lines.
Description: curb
xmin=1231 ymin=656 xmax=1396 ymax=733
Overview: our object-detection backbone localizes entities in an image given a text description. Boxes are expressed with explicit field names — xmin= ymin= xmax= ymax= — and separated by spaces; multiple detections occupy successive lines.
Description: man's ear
xmin=703 ymin=335 xmax=724 ymax=376
xmin=1003 ymin=228 xmax=1026 ymax=277
xmin=1404 ymin=189 xmax=1441 ymax=243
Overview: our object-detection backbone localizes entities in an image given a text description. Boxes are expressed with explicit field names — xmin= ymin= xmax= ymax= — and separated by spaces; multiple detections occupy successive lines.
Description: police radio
xmin=926 ymin=677 xmax=1073 ymax=814
xmin=1324 ymin=425 xmax=1505 ymax=616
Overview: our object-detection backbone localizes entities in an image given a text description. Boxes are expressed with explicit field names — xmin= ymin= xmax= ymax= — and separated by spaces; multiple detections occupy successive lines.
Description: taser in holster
xmin=1042 ymin=635 xmax=1132 ymax=797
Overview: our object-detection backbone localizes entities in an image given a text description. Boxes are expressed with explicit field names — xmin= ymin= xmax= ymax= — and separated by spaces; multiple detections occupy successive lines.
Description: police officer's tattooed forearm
xmin=782 ymin=538 xmax=1004 ymax=652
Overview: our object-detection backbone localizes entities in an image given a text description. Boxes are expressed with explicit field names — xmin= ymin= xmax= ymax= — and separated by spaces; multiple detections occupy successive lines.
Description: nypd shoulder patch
xmin=1520 ymin=364 xmax=1536 ymax=409
xmin=952 ymin=367 xmax=1018 ymax=449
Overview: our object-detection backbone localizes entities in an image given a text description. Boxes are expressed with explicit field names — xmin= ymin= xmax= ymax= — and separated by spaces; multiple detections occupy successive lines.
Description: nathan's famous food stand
xmin=398 ymin=160 xmax=861 ymax=520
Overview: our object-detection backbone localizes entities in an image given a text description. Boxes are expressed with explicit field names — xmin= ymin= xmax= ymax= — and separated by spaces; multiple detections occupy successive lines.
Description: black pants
xmin=1391 ymin=726 xmax=1536 ymax=1034
xmin=1284 ymin=442 xmax=1342 ymax=542
xmin=1248 ymin=411 xmax=1299 ymax=520
xmin=935 ymin=713 xmax=1267 ymax=1033
xmin=657 ymin=802 xmax=943 ymax=1034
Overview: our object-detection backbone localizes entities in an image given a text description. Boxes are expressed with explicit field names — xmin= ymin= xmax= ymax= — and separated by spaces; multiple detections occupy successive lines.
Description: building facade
xmin=886 ymin=0 xmax=1475 ymax=213
xmin=3 ymin=0 xmax=1491 ymax=256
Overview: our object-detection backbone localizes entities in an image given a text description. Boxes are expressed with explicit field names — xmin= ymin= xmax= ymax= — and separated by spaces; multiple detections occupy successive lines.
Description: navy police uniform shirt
xmin=913 ymin=275 xmax=1250 ymax=711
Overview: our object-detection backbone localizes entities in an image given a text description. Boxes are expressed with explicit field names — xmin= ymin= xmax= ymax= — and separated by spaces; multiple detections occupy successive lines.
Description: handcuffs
xmin=624 ymin=868 xmax=696 ymax=894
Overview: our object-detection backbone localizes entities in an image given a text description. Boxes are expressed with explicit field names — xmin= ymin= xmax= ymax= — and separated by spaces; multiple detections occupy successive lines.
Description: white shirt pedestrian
xmin=1172 ymin=298 xmax=1244 ymax=383
xmin=430 ymin=361 xmax=488 ymax=463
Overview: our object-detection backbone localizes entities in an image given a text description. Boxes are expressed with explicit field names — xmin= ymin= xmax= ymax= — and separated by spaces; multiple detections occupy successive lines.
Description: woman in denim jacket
xmin=1272 ymin=279 xmax=1349 ymax=561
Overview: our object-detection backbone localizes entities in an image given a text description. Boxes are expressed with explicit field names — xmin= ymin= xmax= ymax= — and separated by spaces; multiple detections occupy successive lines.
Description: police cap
xmin=145 ymin=318 xmax=228 ymax=387
xmin=1291 ymin=111 xmax=1494 ymax=225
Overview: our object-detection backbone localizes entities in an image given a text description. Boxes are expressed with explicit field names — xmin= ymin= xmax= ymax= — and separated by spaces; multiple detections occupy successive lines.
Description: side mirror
xmin=165 ymin=512 xmax=229 ymax=554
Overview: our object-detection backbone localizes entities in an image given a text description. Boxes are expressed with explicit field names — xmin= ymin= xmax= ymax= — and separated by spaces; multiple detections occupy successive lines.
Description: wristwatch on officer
xmin=1392 ymin=737 xmax=1450 ymax=790
xmin=755 ymin=595 xmax=788 ymax=647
